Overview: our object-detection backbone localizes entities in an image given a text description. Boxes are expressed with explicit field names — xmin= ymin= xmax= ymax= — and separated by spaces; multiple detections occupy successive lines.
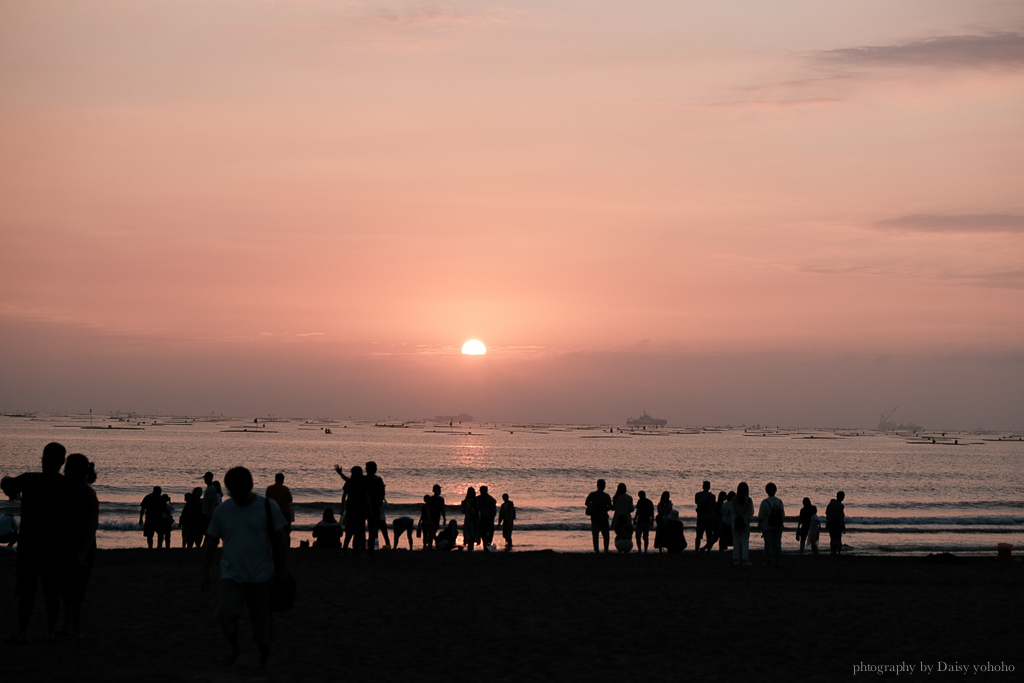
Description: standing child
xmin=497 ymin=493 xmax=516 ymax=551
xmin=807 ymin=505 xmax=821 ymax=555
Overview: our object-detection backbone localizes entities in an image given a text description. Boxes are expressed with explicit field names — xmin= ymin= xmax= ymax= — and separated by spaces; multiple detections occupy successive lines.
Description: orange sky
xmin=2 ymin=1 xmax=1022 ymax=428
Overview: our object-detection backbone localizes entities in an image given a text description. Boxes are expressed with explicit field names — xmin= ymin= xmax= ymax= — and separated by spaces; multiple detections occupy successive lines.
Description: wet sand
xmin=1 ymin=549 xmax=1021 ymax=682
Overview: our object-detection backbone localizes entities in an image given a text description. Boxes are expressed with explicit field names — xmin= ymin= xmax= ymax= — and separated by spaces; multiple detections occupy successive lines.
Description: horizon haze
xmin=2 ymin=1 xmax=1022 ymax=430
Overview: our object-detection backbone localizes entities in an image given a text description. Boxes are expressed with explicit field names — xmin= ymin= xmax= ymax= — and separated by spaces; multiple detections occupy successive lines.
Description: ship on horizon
xmin=626 ymin=411 xmax=667 ymax=427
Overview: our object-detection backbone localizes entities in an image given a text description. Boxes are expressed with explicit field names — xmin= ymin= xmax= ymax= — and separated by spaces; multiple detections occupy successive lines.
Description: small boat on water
xmin=626 ymin=411 xmax=667 ymax=427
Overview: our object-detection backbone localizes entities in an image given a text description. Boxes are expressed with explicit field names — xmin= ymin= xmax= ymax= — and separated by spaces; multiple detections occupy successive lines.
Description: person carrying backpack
xmin=758 ymin=482 xmax=785 ymax=566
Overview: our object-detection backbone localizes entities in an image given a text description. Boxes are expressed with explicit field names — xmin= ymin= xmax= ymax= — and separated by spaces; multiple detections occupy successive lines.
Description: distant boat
xmin=627 ymin=411 xmax=667 ymax=427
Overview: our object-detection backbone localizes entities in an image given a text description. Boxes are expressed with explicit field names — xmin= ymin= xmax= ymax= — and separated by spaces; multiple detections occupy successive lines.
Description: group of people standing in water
xmin=585 ymin=478 xmax=847 ymax=563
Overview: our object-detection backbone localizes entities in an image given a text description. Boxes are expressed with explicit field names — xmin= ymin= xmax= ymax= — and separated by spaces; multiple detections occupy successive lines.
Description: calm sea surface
xmin=2 ymin=415 xmax=1022 ymax=555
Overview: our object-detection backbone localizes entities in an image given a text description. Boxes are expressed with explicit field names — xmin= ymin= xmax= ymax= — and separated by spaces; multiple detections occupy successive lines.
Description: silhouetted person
xmin=1 ymin=442 xmax=71 ymax=642
xmin=158 ymin=494 xmax=174 ymax=549
xmin=460 ymin=487 xmax=479 ymax=551
xmin=498 ymin=493 xmax=516 ymax=550
xmin=312 ymin=509 xmax=342 ymax=548
xmin=419 ymin=495 xmax=434 ymax=548
xmin=335 ymin=465 xmax=370 ymax=554
xmin=654 ymin=491 xmax=672 ymax=552
xmin=139 ymin=486 xmax=165 ymax=549
xmin=202 ymin=466 xmax=288 ymax=669
xmin=392 ymin=516 xmax=415 ymax=550
xmin=634 ymin=490 xmax=654 ymax=552
xmin=663 ymin=509 xmax=687 ymax=553
xmin=364 ymin=462 xmax=387 ymax=552
xmin=0 ymin=512 xmax=18 ymax=547
xmin=796 ymin=497 xmax=813 ymax=553
xmin=477 ymin=486 xmax=497 ymax=551
xmin=826 ymin=491 xmax=846 ymax=556
xmin=427 ymin=485 xmax=446 ymax=546
xmin=585 ymin=479 xmax=612 ymax=552
xmin=265 ymin=473 xmax=293 ymax=546
xmin=611 ymin=483 xmax=634 ymax=552
xmin=715 ymin=491 xmax=732 ymax=552
xmin=723 ymin=482 xmax=754 ymax=566
xmin=435 ymin=520 xmax=459 ymax=551
xmin=807 ymin=505 xmax=821 ymax=555
xmin=179 ymin=487 xmax=204 ymax=549
xmin=695 ymin=481 xmax=716 ymax=552
xmin=60 ymin=453 xmax=97 ymax=639
xmin=758 ymin=482 xmax=784 ymax=565
xmin=201 ymin=471 xmax=222 ymax=546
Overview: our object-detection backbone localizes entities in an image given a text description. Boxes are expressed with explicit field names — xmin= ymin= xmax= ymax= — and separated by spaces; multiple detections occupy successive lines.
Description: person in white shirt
xmin=202 ymin=467 xmax=287 ymax=668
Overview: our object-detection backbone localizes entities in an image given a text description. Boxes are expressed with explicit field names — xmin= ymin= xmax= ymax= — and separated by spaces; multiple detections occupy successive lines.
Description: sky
xmin=1 ymin=0 xmax=1022 ymax=429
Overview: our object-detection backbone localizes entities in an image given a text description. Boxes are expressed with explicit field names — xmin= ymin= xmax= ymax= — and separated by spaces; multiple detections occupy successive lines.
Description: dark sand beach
xmin=2 ymin=549 xmax=1020 ymax=682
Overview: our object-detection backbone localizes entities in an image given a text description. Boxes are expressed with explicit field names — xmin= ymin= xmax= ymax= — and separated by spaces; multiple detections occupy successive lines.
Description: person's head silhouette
xmin=42 ymin=442 xmax=66 ymax=473
xmin=224 ymin=467 xmax=255 ymax=504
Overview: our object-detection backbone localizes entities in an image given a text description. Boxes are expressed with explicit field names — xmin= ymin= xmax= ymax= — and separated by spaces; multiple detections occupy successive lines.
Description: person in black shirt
xmin=312 ymin=509 xmax=343 ymax=549
xmin=139 ymin=486 xmax=165 ymax=549
xmin=1 ymin=442 xmax=71 ymax=642
xmin=634 ymin=490 xmax=655 ymax=552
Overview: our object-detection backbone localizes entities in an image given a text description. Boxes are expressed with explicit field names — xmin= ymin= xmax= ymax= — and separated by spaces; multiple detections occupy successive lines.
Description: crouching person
xmin=202 ymin=466 xmax=288 ymax=669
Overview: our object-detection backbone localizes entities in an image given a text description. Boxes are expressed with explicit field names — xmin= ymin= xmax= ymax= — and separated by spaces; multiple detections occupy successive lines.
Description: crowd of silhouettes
xmin=585 ymin=478 xmax=847 ymax=562
xmin=3 ymin=445 xmax=850 ymax=590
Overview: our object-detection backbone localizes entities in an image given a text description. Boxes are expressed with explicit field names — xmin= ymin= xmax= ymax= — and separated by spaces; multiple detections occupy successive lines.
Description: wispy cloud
xmin=699 ymin=97 xmax=842 ymax=109
xmin=875 ymin=214 xmax=1024 ymax=234
xmin=796 ymin=261 xmax=1024 ymax=290
xmin=949 ymin=269 xmax=1024 ymax=289
xmin=812 ymin=33 xmax=1024 ymax=70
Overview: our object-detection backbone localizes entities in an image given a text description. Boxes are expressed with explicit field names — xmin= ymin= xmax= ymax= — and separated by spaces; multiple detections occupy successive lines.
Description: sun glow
xmin=461 ymin=339 xmax=486 ymax=355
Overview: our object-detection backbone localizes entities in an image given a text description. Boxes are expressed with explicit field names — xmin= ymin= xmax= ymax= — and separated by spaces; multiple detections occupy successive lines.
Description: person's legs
xmin=215 ymin=579 xmax=245 ymax=663
xmin=13 ymin=553 xmax=38 ymax=639
xmin=353 ymin=521 xmax=366 ymax=553
xmin=480 ymin=521 xmax=494 ymax=548
xmin=591 ymin=522 xmax=600 ymax=552
xmin=244 ymin=581 xmax=273 ymax=667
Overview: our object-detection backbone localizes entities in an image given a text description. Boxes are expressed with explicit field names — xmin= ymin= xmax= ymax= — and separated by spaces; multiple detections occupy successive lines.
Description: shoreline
xmin=2 ymin=549 xmax=1020 ymax=681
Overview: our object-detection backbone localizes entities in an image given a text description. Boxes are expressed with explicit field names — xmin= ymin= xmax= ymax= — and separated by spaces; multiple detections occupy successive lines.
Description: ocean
xmin=1 ymin=414 xmax=1022 ymax=555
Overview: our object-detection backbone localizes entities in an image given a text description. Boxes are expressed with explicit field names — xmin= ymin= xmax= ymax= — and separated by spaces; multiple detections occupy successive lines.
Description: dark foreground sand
xmin=1 ymin=548 xmax=1021 ymax=682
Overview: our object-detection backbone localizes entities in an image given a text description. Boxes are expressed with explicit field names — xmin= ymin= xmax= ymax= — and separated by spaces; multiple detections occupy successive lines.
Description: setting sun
xmin=461 ymin=339 xmax=486 ymax=355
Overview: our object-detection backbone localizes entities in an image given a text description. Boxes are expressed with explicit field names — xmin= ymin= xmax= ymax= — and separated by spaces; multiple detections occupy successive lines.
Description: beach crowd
xmin=2 ymin=441 xmax=849 ymax=668
xmin=584 ymin=478 xmax=847 ymax=564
